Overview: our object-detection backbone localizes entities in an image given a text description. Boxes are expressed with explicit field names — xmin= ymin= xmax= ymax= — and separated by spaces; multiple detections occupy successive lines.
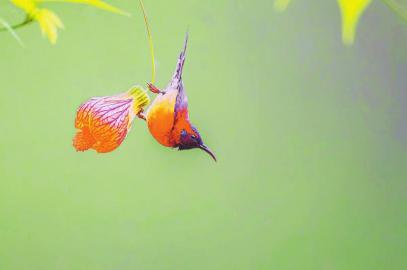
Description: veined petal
xmin=73 ymin=129 xmax=95 ymax=151
xmin=337 ymin=0 xmax=372 ymax=46
xmin=73 ymin=88 xmax=149 ymax=153
xmin=36 ymin=0 xmax=130 ymax=16
xmin=89 ymin=98 xmax=134 ymax=153
xmin=74 ymin=96 xmax=133 ymax=153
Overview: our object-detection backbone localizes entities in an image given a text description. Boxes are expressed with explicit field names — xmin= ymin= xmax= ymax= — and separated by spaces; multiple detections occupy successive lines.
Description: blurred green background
xmin=0 ymin=0 xmax=406 ymax=269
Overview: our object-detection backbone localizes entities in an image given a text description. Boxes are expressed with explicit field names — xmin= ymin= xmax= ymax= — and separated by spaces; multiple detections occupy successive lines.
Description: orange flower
xmin=73 ymin=86 xmax=149 ymax=153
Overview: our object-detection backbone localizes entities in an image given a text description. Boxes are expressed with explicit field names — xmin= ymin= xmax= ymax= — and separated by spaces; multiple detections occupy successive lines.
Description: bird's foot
xmin=136 ymin=109 xmax=146 ymax=121
xmin=147 ymin=83 xmax=163 ymax=94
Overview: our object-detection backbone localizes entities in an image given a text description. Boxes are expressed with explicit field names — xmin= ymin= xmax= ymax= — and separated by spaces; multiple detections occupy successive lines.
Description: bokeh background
xmin=0 ymin=0 xmax=406 ymax=269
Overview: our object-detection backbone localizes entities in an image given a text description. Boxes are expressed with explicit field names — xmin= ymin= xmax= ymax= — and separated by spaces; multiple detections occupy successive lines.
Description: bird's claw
xmin=136 ymin=109 xmax=146 ymax=121
xmin=147 ymin=83 xmax=163 ymax=94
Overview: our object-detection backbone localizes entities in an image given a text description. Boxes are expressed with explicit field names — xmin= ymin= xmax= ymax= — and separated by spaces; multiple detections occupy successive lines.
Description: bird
xmin=139 ymin=34 xmax=216 ymax=161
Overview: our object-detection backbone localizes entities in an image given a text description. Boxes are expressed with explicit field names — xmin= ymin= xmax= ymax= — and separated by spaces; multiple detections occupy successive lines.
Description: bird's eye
xmin=191 ymin=135 xmax=196 ymax=140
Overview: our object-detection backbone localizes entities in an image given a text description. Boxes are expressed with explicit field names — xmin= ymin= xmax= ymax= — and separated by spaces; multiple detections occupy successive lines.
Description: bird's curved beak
xmin=199 ymin=144 xmax=217 ymax=162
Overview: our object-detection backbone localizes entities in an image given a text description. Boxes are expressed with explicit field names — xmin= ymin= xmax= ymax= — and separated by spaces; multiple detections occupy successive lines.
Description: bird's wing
xmin=172 ymin=33 xmax=189 ymax=121
xmin=171 ymin=32 xmax=188 ymax=86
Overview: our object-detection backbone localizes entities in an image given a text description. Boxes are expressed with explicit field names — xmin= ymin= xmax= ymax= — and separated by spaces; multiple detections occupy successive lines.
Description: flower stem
xmin=139 ymin=0 xmax=156 ymax=85
xmin=0 ymin=15 xmax=33 ymax=32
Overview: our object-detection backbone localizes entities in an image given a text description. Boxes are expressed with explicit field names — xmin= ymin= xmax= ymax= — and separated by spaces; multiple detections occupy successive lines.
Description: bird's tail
xmin=172 ymin=32 xmax=188 ymax=82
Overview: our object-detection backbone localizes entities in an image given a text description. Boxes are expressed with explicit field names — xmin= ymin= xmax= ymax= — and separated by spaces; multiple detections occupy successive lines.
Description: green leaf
xmin=381 ymin=0 xmax=407 ymax=21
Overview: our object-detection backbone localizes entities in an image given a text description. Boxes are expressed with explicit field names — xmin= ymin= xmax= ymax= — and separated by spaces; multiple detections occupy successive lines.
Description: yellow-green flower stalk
xmin=139 ymin=0 xmax=156 ymax=84
xmin=337 ymin=0 xmax=372 ymax=46
xmin=9 ymin=0 xmax=129 ymax=44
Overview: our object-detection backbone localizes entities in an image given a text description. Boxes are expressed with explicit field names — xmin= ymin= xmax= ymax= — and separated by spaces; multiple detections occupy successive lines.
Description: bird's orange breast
xmin=146 ymin=90 xmax=178 ymax=147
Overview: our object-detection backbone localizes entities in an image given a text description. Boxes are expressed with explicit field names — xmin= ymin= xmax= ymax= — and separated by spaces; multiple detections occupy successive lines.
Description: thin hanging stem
xmin=0 ymin=15 xmax=33 ymax=32
xmin=139 ymin=0 xmax=156 ymax=85
xmin=381 ymin=0 xmax=407 ymax=21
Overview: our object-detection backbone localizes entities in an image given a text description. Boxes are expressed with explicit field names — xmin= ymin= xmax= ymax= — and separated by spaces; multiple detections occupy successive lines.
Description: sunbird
xmin=141 ymin=34 xmax=216 ymax=161
xmin=73 ymin=0 xmax=216 ymax=161
xmin=72 ymin=35 xmax=215 ymax=160
xmin=72 ymin=35 xmax=216 ymax=160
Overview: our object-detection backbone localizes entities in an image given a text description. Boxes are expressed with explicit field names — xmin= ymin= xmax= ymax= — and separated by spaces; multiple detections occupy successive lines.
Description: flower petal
xmin=73 ymin=128 xmax=95 ymax=151
xmin=73 ymin=88 xmax=149 ymax=153
xmin=73 ymin=96 xmax=134 ymax=153
xmin=89 ymin=97 xmax=134 ymax=153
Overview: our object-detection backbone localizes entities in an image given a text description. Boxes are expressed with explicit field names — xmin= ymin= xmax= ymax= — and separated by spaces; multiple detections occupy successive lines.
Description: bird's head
xmin=178 ymin=126 xmax=216 ymax=161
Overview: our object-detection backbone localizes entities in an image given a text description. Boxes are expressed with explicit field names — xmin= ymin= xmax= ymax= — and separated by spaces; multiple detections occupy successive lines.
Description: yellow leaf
xmin=11 ymin=0 xmax=128 ymax=44
xmin=35 ymin=9 xmax=64 ymax=44
xmin=36 ymin=0 xmax=130 ymax=16
xmin=337 ymin=0 xmax=372 ymax=46
xmin=11 ymin=0 xmax=37 ymax=13
xmin=273 ymin=0 xmax=291 ymax=12
xmin=11 ymin=0 xmax=64 ymax=44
